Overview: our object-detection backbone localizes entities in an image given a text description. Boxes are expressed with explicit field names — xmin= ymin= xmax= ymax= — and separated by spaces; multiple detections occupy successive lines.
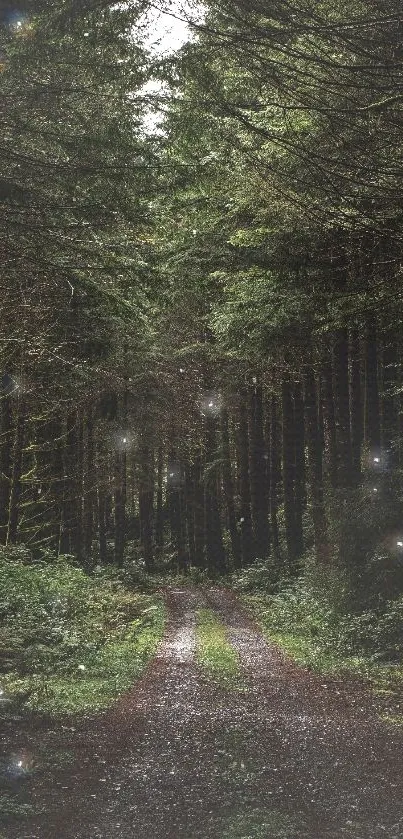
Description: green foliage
xmin=0 ymin=550 xmax=164 ymax=713
xmin=231 ymin=560 xmax=284 ymax=594
xmin=243 ymin=560 xmax=403 ymax=684
xmin=330 ymin=486 xmax=403 ymax=608
xmin=187 ymin=566 xmax=211 ymax=585
xmin=196 ymin=608 xmax=242 ymax=688
xmin=210 ymin=268 xmax=314 ymax=355
xmin=120 ymin=557 xmax=163 ymax=592
xmin=121 ymin=557 xmax=212 ymax=590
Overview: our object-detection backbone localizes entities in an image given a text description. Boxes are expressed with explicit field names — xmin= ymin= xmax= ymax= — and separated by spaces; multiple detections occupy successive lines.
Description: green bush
xmin=231 ymin=559 xmax=285 ymax=594
xmin=329 ymin=484 xmax=403 ymax=608
xmin=244 ymin=559 xmax=403 ymax=666
xmin=0 ymin=548 xmax=164 ymax=712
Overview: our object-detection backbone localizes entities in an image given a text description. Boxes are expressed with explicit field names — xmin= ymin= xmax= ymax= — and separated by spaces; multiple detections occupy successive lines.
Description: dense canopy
xmin=0 ymin=0 xmax=402 ymax=587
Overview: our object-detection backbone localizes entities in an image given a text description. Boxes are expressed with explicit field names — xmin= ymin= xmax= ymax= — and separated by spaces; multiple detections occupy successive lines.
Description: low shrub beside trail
xmin=237 ymin=559 xmax=403 ymax=693
xmin=0 ymin=547 xmax=164 ymax=714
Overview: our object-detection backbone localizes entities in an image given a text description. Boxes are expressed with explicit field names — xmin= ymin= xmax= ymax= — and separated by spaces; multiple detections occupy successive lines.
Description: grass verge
xmin=196 ymin=607 xmax=243 ymax=688
xmin=242 ymin=594 xmax=403 ymax=702
xmin=0 ymin=553 xmax=164 ymax=714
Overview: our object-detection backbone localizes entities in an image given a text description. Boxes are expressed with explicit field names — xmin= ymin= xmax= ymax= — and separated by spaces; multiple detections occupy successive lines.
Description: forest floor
xmin=2 ymin=586 xmax=403 ymax=839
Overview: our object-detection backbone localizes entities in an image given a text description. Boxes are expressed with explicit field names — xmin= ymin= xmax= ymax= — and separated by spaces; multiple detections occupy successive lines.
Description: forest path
xmin=4 ymin=586 xmax=403 ymax=839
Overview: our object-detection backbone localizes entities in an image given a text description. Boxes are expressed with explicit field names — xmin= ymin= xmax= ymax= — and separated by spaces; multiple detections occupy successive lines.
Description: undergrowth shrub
xmin=330 ymin=484 xmax=403 ymax=608
xmin=231 ymin=559 xmax=284 ymax=593
xmin=242 ymin=555 xmax=403 ymax=664
xmin=0 ymin=547 xmax=164 ymax=712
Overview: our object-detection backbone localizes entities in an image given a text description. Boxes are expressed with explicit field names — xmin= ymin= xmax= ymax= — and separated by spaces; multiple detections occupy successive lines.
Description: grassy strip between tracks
xmin=196 ymin=607 xmax=243 ymax=689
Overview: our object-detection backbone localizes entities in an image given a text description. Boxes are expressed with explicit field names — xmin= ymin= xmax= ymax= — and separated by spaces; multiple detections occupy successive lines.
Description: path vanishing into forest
xmin=4 ymin=588 xmax=403 ymax=839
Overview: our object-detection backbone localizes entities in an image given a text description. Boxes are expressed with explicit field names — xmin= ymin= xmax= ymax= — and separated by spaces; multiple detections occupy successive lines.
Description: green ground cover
xmin=195 ymin=607 xmax=243 ymax=688
xmin=243 ymin=590 xmax=403 ymax=711
xmin=0 ymin=551 xmax=164 ymax=714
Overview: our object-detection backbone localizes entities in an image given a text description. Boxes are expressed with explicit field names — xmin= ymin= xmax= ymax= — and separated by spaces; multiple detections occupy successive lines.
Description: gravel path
xmin=3 ymin=587 xmax=403 ymax=839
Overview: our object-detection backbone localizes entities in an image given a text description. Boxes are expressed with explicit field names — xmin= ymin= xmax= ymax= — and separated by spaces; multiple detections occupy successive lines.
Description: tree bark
xmin=268 ymin=394 xmax=281 ymax=560
xmin=193 ymin=454 xmax=205 ymax=568
xmin=167 ymin=452 xmax=186 ymax=572
xmin=7 ymin=397 xmax=26 ymax=544
xmin=381 ymin=330 xmax=398 ymax=459
xmin=304 ymin=363 xmax=330 ymax=564
xmin=0 ymin=374 xmax=13 ymax=544
xmin=333 ymin=329 xmax=354 ymax=487
xmin=293 ymin=381 xmax=305 ymax=557
xmin=364 ymin=315 xmax=381 ymax=454
xmin=61 ymin=412 xmax=83 ymax=559
xmin=282 ymin=376 xmax=299 ymax=569
xmin=184 ymin=463 xmax=196 ymax=568
xmin=350 ymin=328 xmax=363 ymax=485
xmin=114 ymin=451 xmax=126 ymax=567
xmin=237 ymin=389 xmax=254 ymax=566
xmin=83 ymin=409 xmax=95 ymax=567
xmin=155 ymin=446 xmax=164 ymax=556
xmin=249 ymin=383 xmax=270 ymax=560
xmin=138 ymin=445 xmax=154 ymax=571
xmin=98 ymin=486 xmax=108 ymax=565
xmin=204 ymin=418 xmax=226 ymax=574
xmin=322 ymin=358 xmax=338 ymax=488
xmin=221 ymin=407 xmax=242 ymax=569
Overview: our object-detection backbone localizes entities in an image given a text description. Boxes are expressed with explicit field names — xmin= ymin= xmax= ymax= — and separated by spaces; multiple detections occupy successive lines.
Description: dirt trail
xmin=3 ymin=587 xmax=403 ymax=839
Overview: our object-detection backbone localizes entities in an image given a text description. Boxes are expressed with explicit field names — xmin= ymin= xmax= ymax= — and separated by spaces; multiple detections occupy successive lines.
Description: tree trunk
xmin=98 ymin=486 xmax=108 ymax=565
xmin=381 ymin=330 xmax=398 ymax=459
xmin=184 ymin=463 xmax=196 ymax=568
xmin=7 ymin=397 xmax=26 ymax=544
xmin=83 ymin=409 xmax=95 ymax=567
xmin=221 ymin=408 xmax=241 ymax=569
xmin=167 ymin=453 xmax=186 ymax=572
xmin=0 ymin=374 xmax=13 ymax=544
xmin=204 ymin=418 xmax=226 ymax=574
xmin=193 ymin=454 xmax=205 ymax=568
xmin=138 ymin=445 xmax=154 ymax=571
xmin=282 ymin=376 xmax=299 ymax=569
xmin=322 ymin=358 xmax=338 ymax=488
xmin=114 ymin=388 xmax=128 ymax=567
xmin=237 ymin=389 xmax=254 ymax=566
xmin=61 ymin=412 xmax=83 ymax=559
xmin=249 ymin=383 xmax=270 ymax=560
xmin=114 ymin=450 xmax=127 ymax=567
xmin=364 ymin=315 xmax=381 ymax=455
xmin=269 ymin=394 xmax=281 ymax=559
xmin=293 ymin=381 xmax=305 ymax=557
xmin=155 ymin=446 xmax=164 ymax=556
xmin=76 ymin=413 xmax=85 ymax=561
xmin=333 ymin=329 xmax=354 ymax=487
xmin=304 ymin=363 xmax=330 ymax=564
xmin=350 ymin=328 xmax=363 ymax=485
